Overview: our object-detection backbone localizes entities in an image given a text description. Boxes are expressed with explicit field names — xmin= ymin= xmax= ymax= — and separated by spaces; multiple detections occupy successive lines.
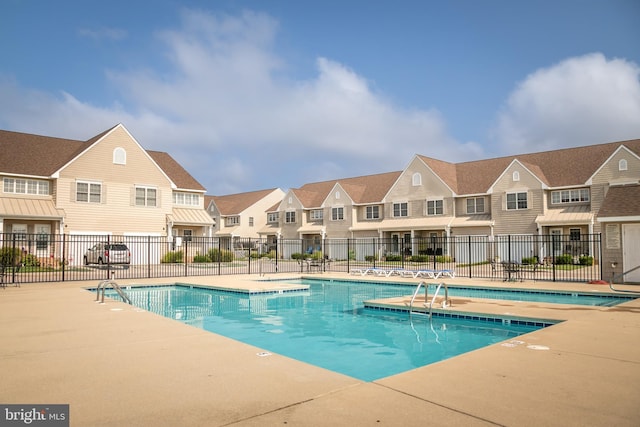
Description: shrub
xmin=385 ymin=254 xmax=402 ymax=262
xmin=410 ymin=255 xmax=429 ymax=263
xmin=208 ymin=248 xmax=234 ymax=262
xmin=554 ymin=254 xmax=573 ymax=265
xmin=521 ymin=256 xmax=538 ymax=265
xmin=193 ymin=253 xmax=210 ymax=263
xmin=309 ymin=251 xmax=323 ymax=261
xmin=22 ymin=253 xmax=41 ymax=267
xmin=0 ymin=247 xmax=21 ymax=266
xmin=435 ymin=255 xmax=453 ymax=263
xmin=161 ymin=250 xmax=183 ymax=263
xmin=348 ymin=250 xmax=356 ymax=261
xmin=364 ymin=255 xmax=378 ymax=262
xmin=291 ymin=252 xmax=305 ymax=260
xmin=579 ymin=255 xmax=594 ymax=266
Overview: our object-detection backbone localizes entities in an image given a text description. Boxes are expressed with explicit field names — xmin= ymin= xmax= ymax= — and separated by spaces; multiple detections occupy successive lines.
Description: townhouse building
xmin=0 ymin=124 xmax=213 ymax=265
xmin=270 ymin=139 xmax=640 ymax=281
xmin=205 ymin=188 xmax=285 ymax=250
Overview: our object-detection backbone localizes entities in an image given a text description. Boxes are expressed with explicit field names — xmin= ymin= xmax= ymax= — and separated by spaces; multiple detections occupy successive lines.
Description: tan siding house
xmin=205 ymin=188 xmax=285 ymax=248
xmin=0 ymin=124 xmax=212 ymax=264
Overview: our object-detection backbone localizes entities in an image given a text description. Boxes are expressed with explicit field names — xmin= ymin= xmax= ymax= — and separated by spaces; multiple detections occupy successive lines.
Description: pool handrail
xmin=609 ymin=264 xmax=640 ymax=294
xmin=96 ymin=279 xmax=132 ymax=304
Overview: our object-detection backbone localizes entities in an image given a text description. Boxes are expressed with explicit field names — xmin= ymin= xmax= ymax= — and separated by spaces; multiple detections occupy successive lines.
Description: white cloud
xmin=98 ymin=9 xmax=467 ymax=192
xmin=494 ymin=53 xmax=640 ymax=153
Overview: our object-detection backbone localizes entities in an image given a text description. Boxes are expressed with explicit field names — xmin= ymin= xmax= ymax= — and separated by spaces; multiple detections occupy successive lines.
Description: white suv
xmin=84 ymin=243 xmax=131 ymax=265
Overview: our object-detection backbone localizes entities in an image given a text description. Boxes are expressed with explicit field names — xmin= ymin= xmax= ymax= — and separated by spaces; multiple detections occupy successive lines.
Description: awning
xmin=168 ymin=208 xmax=214 ymax=226
xmin=596 ymin=185 xmax=640 ymax=222
xmin=258 ymin=224 xmax=281 ymax=235
xmin=535 ymin=206 xmax=593 ymax=226
xmin=350 ymin=216 xmax=453 ymax=232
xmin=0 ymin=197 xmax=64 ymax=220
xmin=449 ymin=214 xmax=493 ymax=228
xmin=297 ymin=224 xmax=324 ymax=234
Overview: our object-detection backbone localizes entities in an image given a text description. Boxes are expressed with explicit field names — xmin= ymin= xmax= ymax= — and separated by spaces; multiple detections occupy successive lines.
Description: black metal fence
xmin=0 ymin=233 xmax=602 ymax=285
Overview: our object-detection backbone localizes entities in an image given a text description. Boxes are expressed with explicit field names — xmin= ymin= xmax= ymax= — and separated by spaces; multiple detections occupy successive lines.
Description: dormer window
xmin=113 ymin=147 xmax=126 ymax=165
xmin=619 ymin=159 xmax=628 ymax=171
xmin=412 ymin=173 xmax=422 ymax=186
xmin=512 ymin=171 xmax=520 ymax=182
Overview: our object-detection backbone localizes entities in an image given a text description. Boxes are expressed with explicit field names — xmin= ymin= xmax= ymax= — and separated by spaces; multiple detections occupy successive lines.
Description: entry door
xmin=35 ymin=224 xmax=51 ymax=255
xmin=622 ymin=224 xmax=640 ymax=283
xmin=550 ymin=228 xmax=563 ymax=256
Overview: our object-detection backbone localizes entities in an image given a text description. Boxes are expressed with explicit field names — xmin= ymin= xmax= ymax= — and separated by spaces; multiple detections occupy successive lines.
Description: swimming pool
xmin=104 ymin=281 xmax=551 ymax=381
xmin=285 ymin=278 xmax=637 ymax=307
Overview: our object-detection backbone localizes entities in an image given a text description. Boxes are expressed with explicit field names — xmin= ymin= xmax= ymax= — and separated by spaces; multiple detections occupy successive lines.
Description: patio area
xmin=1 ymin=274 xmax=639 ymax=426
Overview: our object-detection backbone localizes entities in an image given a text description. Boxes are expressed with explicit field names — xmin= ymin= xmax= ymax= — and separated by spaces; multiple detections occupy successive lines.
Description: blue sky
xmin=1 ymin=0 xmax=639 ymax=195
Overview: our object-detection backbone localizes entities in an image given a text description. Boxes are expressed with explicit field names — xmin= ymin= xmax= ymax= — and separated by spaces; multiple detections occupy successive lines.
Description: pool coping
xmin=2 ymin=273 xmax=639 ymax=426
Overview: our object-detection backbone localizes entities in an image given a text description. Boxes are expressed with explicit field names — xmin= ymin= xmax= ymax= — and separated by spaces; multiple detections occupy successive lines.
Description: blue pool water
xmin=286 ymin=278 xmax=636 ymax=307
xmin=105 ymin=281 xmax=550 ymax=381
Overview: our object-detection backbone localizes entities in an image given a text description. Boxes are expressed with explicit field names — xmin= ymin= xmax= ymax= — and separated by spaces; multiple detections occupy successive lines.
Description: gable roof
xmin=146 ymin=151 xmax=205 ymax=191
xmin=206 ymin=188 xmax=281 ymax=215
xmin=597 ymin=184 xmax=640 ymax=220
xmin=0 ymin=126 xmax=206 ymax=192
xmin=418 ymin=139 xmax=640 ymax=195
xmin=291 ymin=171 xmax=401 ymax=209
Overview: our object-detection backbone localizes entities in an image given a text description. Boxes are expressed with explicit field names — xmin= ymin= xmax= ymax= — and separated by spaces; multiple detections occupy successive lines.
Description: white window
xmin=551 ymin=189 xmax=590 ymax=204
xmin=466 ymin=197 xmax=485 ymax=214
xmin=332 ymin=207 xmax=344 ymax=221
xmin=267 ymin=212 xmax=279 ymax=223
xmin=412 ymin=173 xmax=422 ymax=186
xmin=11 ymin=224 xmax=27 ymax=240
xmin=619 ymin=159 xmax=628 ymax=171
xmin=285 ymin=211 xmax=296 ymax=223
xmin=113 ymin=147 xmax=126 ymax=165
xmin=335 ymin=191 xmax=341 ymax=200
xmin=310 ymin=210 xmax=323 ymax=220
xmin=427 ymin=200 xmax=443 ymax=216
xmin=76 ymin=181 xmax=101 ymax=203
xmin=506 ymin=192 xmax=527 ymax=210
xmin=173 ymin=192 xmax=200 ymax=206
xmin=366 ymin=205 xmax=380 ymax=219
xmin=226 ymin=216 xmax=240 ymax=226
xmin=135 ymin=186 xmax=157 ymax=207
xmin=249 ymin=217 xmax=254 ymax=227
xmin=3 ymin=178 xmax=49 ymax=195
xmin=512 ymin=171 xmax=520 ymax=182
xmin=393 ymin=202 xmax=408 ymax=217
xmin=569 ymin=228 xmax=581 ymax=241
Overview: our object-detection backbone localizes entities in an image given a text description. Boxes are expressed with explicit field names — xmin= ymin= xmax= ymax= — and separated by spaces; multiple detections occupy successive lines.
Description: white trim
xmin=587 ymin=145 xmax=640 ymax=185
xmin=487 ymin=159 xmax=548 ymax=194
xmin=53 ymin=124 xmax=178 ymax=190
xmin=597 ymin=216 xmax=640 ymax=223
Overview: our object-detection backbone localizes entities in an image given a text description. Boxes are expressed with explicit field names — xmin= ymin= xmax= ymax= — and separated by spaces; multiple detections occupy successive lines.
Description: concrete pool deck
xmin=1 ymin=274 xmax=639 ymax=426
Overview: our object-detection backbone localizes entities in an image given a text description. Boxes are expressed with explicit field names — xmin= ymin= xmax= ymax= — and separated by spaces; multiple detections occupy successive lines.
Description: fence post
xmin=248 ymin=238 xmax=252 ymax=274
xmin=61 ymin=233 xmax=66 ymax=282
xmin=184 ymin=238 xmax=188 ymax=277
xmin=147 ymin=235 xmax=151 ymax=278
xmin=347 ymin=239 xmax=351 ymax=272
xmin=468 ymin=235 xmax=472 ymax=278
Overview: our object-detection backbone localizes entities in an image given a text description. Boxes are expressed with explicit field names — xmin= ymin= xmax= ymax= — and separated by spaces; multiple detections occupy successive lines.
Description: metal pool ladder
xmin=96 ymin=279 xmax=132 ymax=305
xmin=409 ymin=281 xmax=450 ymax=318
